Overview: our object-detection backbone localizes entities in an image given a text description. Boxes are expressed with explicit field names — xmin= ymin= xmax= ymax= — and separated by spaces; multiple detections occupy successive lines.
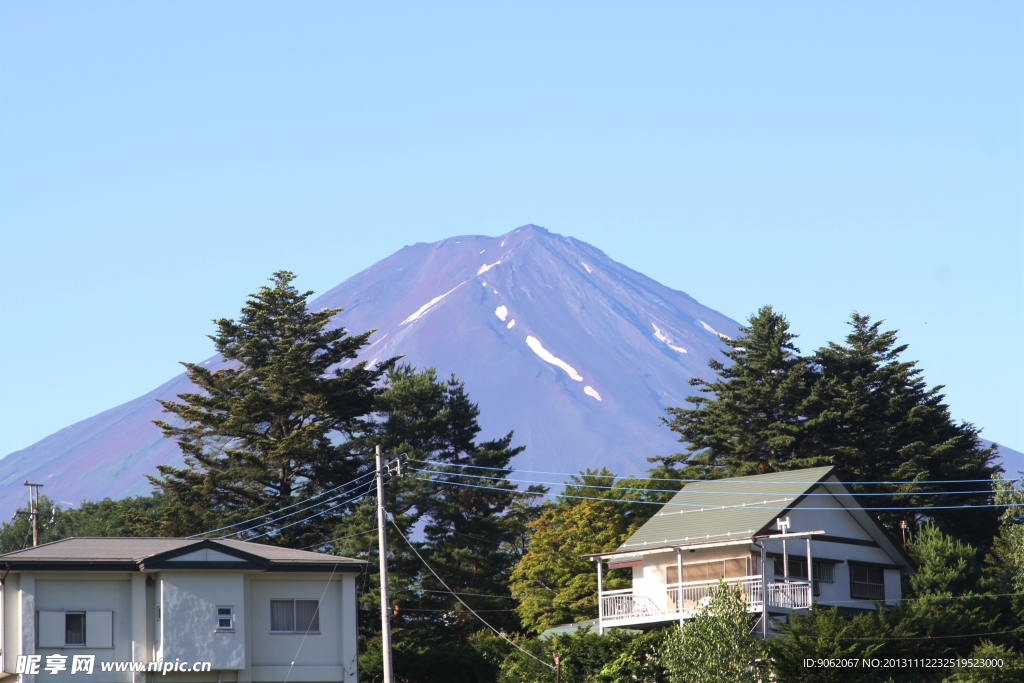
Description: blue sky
xmin=2 ymin=2 xmax=1021 ymax=457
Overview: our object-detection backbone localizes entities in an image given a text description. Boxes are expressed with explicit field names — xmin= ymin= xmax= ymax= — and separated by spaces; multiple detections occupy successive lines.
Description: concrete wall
xmin=159 ymin=572 xmax=246 ymax=670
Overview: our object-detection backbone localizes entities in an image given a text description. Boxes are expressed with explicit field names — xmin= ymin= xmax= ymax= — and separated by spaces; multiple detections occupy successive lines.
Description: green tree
xmin=771 ymin=607 xmax=886 ymax=683
xmin=805 ymin=313 xmax=999 ymax=539
xmin=495 ymin=628 xmax=666 ymax=683
xmin=145 ymin=271 xmax=391 ymax=544
xmin=0 ymin=494 xmax=165 ymax=553
xmin=656 ymin=580 xmax=768 ymax=683
xmin=652 ymin=306 xmax=820 ymax=479
xmin=328 ymin=365 xmax=528 ymax=683
xmin=509 ymin=498 xmax=635 ymax=634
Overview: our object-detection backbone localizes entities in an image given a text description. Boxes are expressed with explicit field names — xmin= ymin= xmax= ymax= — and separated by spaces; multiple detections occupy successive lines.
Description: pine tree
xmin=805 ymin=313 xmax=1000 ymax=540
xmin=146 ymin=271 xmax=392 ymax=545
xmin=651 ymin=305 xmax=821 ymax=478
xmin=328 ymin=365 xmax=528 ymax=681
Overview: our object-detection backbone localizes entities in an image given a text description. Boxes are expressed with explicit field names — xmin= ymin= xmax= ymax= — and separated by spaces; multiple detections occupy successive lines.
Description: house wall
xmin=763 ymin=494 xmax=903 ymax=608
xmin=159 ymin=572 xmax=246 ymax=670
xmin=246 ymin=574 xmax=357 ymax=682
xmin=4 ymin=572 xmax=134 ymax=683
xmin=2 ymin=568 xmax=358 ymax=683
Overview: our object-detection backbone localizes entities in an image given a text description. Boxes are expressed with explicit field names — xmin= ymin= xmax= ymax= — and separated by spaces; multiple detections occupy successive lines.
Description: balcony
xmin=599 ymin=576 xmax=812 ymax=628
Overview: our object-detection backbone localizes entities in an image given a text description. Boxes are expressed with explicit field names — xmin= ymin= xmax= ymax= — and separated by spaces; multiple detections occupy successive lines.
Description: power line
xmin=386 ymin=512 xmax=555 ymax=672
xmin=410 ymin=459 xmax=1022 ymax=485
xmin=418 ymin=476 xmax=1024 ymax=511
xmin=189 ymin=469 xmax=377 ymax=538
xmin=239 ymin=485 xmax=377 ymax=541
xmin=413 ymin=466 xmax=1005 ymax=497
xmin=294 ymin=528 xmax=379 ymax=551
xmin=222 ymin=479 xmax=376 ymax=539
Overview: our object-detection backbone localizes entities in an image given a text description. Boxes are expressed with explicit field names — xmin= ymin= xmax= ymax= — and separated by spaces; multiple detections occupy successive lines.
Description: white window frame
xmin=270 ymin=599 xmax=321 ymax=634
xmin=215 ymin=605 xmax=235 ymax=632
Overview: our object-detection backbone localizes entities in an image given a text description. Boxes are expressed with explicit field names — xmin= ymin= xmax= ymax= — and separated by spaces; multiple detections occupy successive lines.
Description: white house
xmin=585 ymin=466 xmax=915 ymax=634
xmin=0 ymin=538 xmax=366 ymax=683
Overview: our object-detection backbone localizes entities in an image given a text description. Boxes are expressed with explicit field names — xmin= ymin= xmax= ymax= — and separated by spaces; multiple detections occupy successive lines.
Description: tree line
xmin=2 ymin=272 xmax=1021 ymax=682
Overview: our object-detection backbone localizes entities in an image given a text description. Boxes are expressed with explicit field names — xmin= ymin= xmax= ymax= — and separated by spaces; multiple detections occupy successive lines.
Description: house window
xmin=773 ymin=558 xmax=836 ymax=596
xmin=674 ymin=558 xmax=749 ymax=584
xmin=850 ymin=564 xmax=886 ymax=600
xmin=38 ymin=611 xmax=113 ymax=648
xmin=271 ymin=599 xmax=320 ymax=634
xmin=65 ymin=613 xmax=86 ymax=646
xmin=216 ymin=606 xmax=234 ymax=631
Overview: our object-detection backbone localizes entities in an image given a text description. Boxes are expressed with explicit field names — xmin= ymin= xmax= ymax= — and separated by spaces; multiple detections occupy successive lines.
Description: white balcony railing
xmin=599 ymin=576 xmax=812 ymax=627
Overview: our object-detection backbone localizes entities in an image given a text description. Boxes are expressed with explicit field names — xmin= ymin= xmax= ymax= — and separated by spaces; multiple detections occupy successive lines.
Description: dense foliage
xmin=652 ymin=308 xmax=1000 ymax=542
xmin=7 ymin=284 xmax=1019 ymax=683
xmin=144 ymin=270 xmax=392 ymax=543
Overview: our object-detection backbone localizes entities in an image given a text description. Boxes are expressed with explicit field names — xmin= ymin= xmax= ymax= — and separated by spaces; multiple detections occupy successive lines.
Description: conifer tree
xmin=146 ymin=271 xmax=392 ymax=544
xmin=328 ymin=365 xmax=527 ymax=681
xmin=804 ymin=313 xmax=999 ymax=539
xmin=651 ymin=305 xmax=821 ymax=478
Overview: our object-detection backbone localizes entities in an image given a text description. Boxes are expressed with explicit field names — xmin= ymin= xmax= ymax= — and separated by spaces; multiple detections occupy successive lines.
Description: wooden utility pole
xmin=22 ymin=481 xmax=44 ymax=546
xmin=376 ymin=445 xmax=394 ymax=683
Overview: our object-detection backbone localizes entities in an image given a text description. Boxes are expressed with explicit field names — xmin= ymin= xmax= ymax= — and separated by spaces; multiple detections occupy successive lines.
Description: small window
xmin=850 ymin=564 xmax=886 ymax=600
xmin=271 ymin=599 xmax=320 ymax=634
xmin=216 ymin=606 xmax=234 ymax=631
xmin=65 ymin=613 xmax=86 ymax=646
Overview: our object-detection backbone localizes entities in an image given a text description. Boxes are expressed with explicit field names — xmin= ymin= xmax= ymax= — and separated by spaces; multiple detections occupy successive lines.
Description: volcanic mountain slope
xmin=0 ymin=225 xmax=745 ymax=516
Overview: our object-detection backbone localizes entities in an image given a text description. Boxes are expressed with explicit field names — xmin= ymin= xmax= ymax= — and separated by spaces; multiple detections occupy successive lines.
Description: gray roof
xmin=614 ymin=466 xmax=835 ymax=554
xmin=0 ymin=537 xmax=365 ymax=572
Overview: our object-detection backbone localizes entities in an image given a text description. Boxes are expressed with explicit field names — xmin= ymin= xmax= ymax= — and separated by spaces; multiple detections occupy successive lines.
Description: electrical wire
xmin=283 ymin=553 xmax=342 ymax=683
xmin=387 ymin=512 xmax=555 ymax=672
xmin=188 ymin=469 xmax=376 ymax=538
xmin=239 ymin=484 xmax=377 ymax=541
xmin=413 ymin=466 xmax=1006 ymax=497
xmin=418 ymin=476 xmax=1024 ymax=511
xmin=221 ymin=479 xmax=377 ymax=540
xmin=410 ymin=459 xmax=1022 ymax=485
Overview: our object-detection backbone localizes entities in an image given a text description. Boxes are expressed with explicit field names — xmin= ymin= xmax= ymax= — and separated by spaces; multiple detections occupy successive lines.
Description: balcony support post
xmin=759 ymin=542 xmax=768 ymax=639
xmin=596 ymin=558 xmax=604 ymax=635
xmin=807 ymin=538 xmax=814 ymax=606
xmin=676 ymin=548 xmax=684 ymax=626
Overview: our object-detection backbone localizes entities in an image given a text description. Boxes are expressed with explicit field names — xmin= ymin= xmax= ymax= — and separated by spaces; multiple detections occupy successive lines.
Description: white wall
xmin=159 ymin=572 xmax=246 ymax=670
xmin=26 ymin=573 xmax=134 ymax=683
xmin=248 ymin=577 xmax=339 ymax=667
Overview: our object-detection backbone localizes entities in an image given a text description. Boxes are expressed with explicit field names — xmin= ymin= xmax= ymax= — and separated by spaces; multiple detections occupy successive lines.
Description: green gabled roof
xmin=615 ymin=466 xmax=835 ymax=554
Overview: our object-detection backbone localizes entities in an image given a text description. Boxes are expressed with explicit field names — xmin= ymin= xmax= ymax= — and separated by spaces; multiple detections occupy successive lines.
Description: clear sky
xmin=2 ymin=2 xmax=1021 ymax=458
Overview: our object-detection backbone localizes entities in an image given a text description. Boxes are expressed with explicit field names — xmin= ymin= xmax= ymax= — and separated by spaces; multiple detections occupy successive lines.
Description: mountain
xmin=3 ymin=225 xmax=1019 ymax=519
xmin=0 ymin=225 xmax=741 ymax=517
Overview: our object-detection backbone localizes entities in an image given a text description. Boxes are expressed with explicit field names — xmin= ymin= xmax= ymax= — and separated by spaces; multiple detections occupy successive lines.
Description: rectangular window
xmin=850 ymin=564 xmax=886 ymax=600
xmin=271 ymin=599 xmax=320 ymax=633
xmin=65 ymin=613 xmax=85 ymax=646
xmin=216 ymin=606 xmax=234 ymax=631
xmin=271 ymin=600 xmax=295 ymax=632
xmin=295 ymin=600 xmax=320 ymax=633
xmin=678 ymin=559 xmax=750 ymax=583
xmin=270 ymin=602 xmax=317 ymax=634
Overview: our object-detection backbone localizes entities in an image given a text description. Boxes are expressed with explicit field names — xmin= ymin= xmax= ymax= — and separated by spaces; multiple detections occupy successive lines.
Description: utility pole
xmin=376 ymin=445 xmax=394 ymax=683
xmin=22 ymin=481 xmax=44 ymax=546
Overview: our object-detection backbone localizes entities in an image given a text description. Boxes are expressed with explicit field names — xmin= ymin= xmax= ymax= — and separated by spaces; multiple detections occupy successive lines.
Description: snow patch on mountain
xmin=402 ymin=282 xmax=466 ymax=324
xmin=526 ymin=336 xmax=583 ymax=381
xmin=478 ymin=261 xmax=501 ymax=275
xmin=584 ymin=386 xmax=602 ymax=401
xmin=507 ymin=319 xmax=515 ymax=329
xmin=652 ymin=323 xmax=687 ymax=353
xmin=581 ymin=261 xmax=593 ymax=274
xmin=701 ymin=320 xmax=732 ymax=340
xmin=495 ymin=306 xmax=508 ymax=321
